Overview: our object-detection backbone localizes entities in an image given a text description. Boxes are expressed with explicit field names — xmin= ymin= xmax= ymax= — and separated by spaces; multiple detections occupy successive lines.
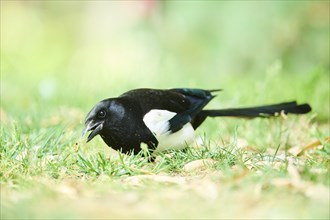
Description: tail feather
xmin=202 ymin=101 xmax=312 ymax=118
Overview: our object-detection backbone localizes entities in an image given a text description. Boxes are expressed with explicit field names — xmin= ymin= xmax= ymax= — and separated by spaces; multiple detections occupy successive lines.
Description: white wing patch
xmin=143 ymin=109 xmax=175 ymax=135
xmin=143 ymin=109 xmax=195 ymax=153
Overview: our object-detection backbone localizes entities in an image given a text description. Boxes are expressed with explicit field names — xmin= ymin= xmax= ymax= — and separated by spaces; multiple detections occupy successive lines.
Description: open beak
xmin=81 ymin=121 xmax=104 ymax=142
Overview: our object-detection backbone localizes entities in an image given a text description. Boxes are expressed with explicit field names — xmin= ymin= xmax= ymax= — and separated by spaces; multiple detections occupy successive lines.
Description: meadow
xmin=1 ymin=1 xmax=329 ymax=219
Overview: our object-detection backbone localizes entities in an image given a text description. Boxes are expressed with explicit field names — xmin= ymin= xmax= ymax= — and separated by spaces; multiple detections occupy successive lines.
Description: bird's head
xmin=81 ymin=100 xmax=110 ymax=142
xmin=82 ymin=98 xmax=127 ymax=142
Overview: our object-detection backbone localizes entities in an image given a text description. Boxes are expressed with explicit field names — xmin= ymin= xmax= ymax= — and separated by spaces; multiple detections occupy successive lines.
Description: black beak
xmin=81 ymin=121 xmax=104 ymax=142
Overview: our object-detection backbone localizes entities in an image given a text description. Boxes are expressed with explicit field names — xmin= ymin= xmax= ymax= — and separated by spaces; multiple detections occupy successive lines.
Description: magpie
xmin=81 ymin=88 xmax=311 ymax=154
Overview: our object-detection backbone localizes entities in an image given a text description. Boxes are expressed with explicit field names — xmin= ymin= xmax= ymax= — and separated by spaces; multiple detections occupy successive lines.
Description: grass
xmin=1 ymin=66 xmax=329 ymax=219
xmin=1 ymin=95 xmax=329 ymax=219
xmin=1 ymin=1 xmax=329 ymax=219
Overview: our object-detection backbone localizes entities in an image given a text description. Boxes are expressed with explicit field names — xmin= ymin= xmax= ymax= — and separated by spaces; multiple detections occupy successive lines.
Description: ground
xmin=1 ymin=108 xmax=329 ymax=219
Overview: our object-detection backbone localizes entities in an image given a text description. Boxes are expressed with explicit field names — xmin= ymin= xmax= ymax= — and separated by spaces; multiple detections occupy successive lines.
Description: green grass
xmin=1 ymin=98 xmax=329 ymax=219
xmin=1 ymin=1 xmax=329 ymax=219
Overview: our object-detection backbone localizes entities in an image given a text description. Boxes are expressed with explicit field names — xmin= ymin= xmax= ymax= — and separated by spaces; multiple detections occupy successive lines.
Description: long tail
xmin=202 ymin=101 xmax=311 ymax=118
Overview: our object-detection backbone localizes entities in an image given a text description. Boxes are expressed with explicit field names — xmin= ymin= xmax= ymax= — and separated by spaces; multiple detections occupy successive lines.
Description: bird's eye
xmin=97 ymin=110 xmax=107 ymax=118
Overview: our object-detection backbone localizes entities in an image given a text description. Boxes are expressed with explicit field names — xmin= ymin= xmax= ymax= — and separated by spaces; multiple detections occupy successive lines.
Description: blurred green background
xmin=1 ymin=0 xmax=329 ymax=121
xmin=1 ymin=2 xmax=329 ymax=219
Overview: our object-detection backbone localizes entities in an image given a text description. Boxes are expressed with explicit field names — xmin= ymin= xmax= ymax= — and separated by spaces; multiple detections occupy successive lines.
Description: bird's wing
xmin=120 ymin=88 xmax=191 ymax=113
xmin=167 ymin=88 xmax=220 ymax=132
xmin=120 ymin=88 xmax=220 ymax=133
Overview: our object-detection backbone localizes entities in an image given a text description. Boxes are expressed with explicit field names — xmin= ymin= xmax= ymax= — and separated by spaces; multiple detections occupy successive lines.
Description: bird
xmin=81 ymin=88 xmax=311 ymax=155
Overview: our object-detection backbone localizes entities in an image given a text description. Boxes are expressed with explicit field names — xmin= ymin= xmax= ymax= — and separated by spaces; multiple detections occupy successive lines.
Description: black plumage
xmin=81 ymin=88 xmax=311 ymax=154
